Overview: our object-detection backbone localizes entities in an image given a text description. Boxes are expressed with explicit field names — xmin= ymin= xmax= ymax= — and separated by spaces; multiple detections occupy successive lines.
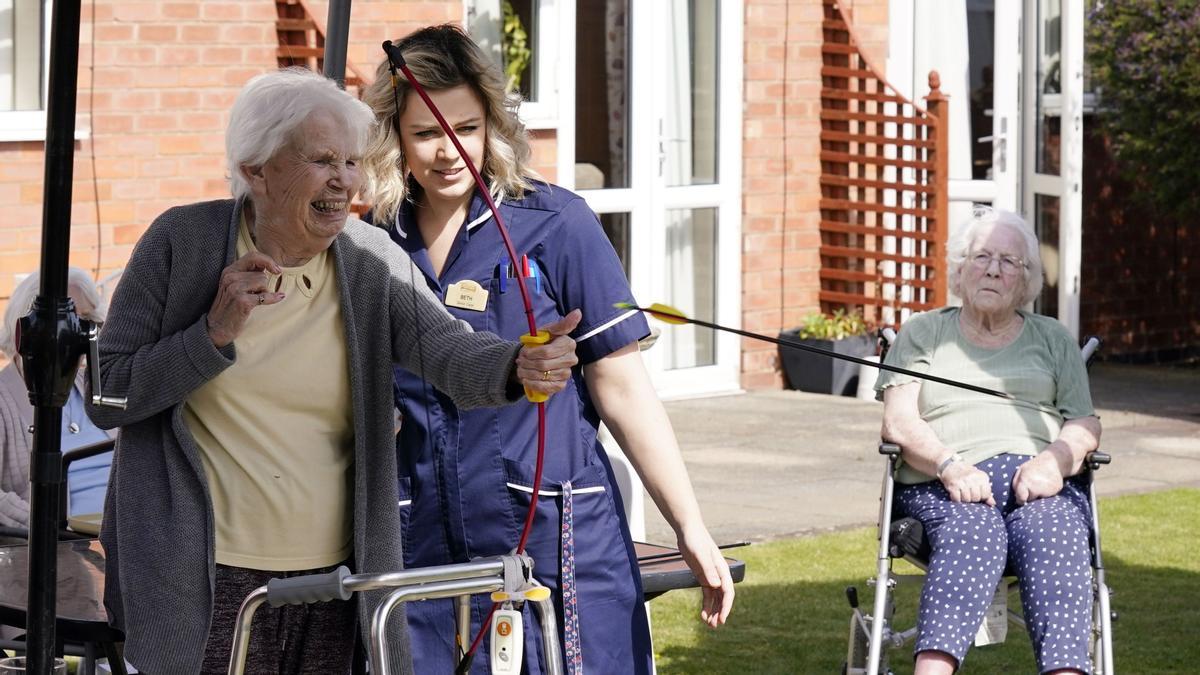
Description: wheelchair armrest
xmin=62 ymin=439 xmax=116 ymax=472
xmin=1086 ymin=451 xmax=1111 ymax=471
xmin=60 ymin=439 xmax=115 ymax=533
xmin=879 ymin=442 xmax=902 ymax=457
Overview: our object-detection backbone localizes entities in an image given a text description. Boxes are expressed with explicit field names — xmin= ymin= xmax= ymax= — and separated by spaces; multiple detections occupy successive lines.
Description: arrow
xmin=617 ymin=302 xmax=1015 ymax=400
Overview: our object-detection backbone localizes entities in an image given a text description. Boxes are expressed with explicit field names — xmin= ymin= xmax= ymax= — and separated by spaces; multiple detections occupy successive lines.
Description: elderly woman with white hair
xmin=875 ymin=207 xmax=1102 ymax=675
xmin=85 ymin=67 xmax=580 ymax=675
xmin=0 ymin=268 xmax=114 ymax=528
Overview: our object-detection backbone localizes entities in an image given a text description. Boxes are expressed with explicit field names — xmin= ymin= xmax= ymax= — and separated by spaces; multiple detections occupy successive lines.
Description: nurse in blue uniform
xmin=362 ymin=25 xmax=734 ymax=674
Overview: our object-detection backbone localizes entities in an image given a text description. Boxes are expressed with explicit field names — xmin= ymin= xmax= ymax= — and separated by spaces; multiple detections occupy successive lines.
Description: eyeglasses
xmin=969 ymin=251 xmax=1026 ymax=275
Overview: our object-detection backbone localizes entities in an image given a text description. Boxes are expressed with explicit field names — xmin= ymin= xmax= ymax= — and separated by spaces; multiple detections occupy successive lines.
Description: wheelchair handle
xmin=266 ymin=565 xmax=352 ymax=607
xmin=1081 ymin=336 xmax=1102 ymax=366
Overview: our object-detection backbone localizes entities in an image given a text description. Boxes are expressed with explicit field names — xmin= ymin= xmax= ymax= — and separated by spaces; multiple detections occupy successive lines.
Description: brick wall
xmin=0 ymin=0 xmax=559 ymax=328
xmin=1081 ymin=122 xmax=1200 ymax=361
xmin=739 ymin=0 xmax=889 ymax=389
xmin=1 ymin=0 xmax=282 ymax=314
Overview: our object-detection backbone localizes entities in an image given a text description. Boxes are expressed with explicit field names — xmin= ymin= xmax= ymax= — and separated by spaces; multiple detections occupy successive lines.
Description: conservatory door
xmin=889 ymin=0 xmax=1084 ymax=335
xmin=570 ymin=0 xmax=743 ymax=398
xmin=1021 ymin=0 xmax=1085 ymax=337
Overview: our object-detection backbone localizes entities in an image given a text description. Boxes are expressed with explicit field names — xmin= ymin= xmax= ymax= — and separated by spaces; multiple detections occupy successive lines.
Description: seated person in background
xmin=875 ymin=207 xmax=1102 ymax=675
xmin=0 ymin=268 xmax=115 ymax=527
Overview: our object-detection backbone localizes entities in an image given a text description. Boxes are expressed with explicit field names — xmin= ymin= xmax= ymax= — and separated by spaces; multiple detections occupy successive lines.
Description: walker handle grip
xmin=266 ymin=565 xmax=352 ymax=607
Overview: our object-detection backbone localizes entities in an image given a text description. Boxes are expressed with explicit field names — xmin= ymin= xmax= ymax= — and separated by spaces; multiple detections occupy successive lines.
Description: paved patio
xmin=643 ymin=362 xmax=1200 ymax=545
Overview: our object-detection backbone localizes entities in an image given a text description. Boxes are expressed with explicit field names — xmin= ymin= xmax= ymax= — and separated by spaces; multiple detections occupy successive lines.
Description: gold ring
xmin=542 ymin=370 xmax=552 ymax=381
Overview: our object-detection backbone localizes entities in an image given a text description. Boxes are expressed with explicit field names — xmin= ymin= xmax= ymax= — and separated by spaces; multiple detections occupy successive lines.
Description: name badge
xmin=446 ymin=279 xmax=489 ymax=312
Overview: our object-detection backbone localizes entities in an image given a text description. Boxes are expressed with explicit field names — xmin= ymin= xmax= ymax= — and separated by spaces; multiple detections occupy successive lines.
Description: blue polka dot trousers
xmin=896 ymin=453 xmax=1094 ymax=674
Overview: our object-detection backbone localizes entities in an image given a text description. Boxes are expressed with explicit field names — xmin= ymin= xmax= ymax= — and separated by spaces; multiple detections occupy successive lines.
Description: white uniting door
xmin=567 ymin=0 xmax=743 ymax=398
xmin=1021 ymin=0 xmax=1085 ymax=337
xmin=889 ymin=0 xmax=1083 ymax=336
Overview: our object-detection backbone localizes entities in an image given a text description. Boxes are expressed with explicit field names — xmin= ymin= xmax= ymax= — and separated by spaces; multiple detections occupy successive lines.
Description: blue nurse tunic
xmin=375 ymin=181 xmax=654 ymax=674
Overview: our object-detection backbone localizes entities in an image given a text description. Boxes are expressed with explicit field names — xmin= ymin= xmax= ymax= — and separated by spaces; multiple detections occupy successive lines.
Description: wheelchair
xmin=843 ymin=337 xmax=1115 ymax=675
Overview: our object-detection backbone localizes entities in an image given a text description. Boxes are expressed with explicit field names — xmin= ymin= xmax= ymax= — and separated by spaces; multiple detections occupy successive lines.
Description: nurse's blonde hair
xmin=362 ymin=24 xmax=537 ymax=224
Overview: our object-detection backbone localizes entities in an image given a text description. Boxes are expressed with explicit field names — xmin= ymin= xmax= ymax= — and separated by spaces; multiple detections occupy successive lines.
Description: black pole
xmin=323 ymin=0 xmax=351 ymax=87
xmin=20 ymin=0 xmax=84 ymax=671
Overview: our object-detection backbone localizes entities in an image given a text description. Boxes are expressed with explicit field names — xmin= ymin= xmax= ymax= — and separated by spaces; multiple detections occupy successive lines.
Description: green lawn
xmin=651 ymin=488 xmax=1200 ymax=674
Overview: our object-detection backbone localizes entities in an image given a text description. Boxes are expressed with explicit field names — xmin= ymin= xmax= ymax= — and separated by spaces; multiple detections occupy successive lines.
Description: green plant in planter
xmin=501 ymin=0 xmax=532 ymax=94
xmin=795 ymin=310 xmax=869 ymax=340
xmin=780 ymin=310 xmax=875 ymax=396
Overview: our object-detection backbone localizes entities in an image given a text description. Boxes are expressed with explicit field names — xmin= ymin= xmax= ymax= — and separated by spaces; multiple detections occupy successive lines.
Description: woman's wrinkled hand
xmin=940 ymin=460 xmax=996 ymax=506
xmin=676 ymin=523 xmax=735 ymax=627
xmin=1012 ymin=453 xmax=1065 ymax=505
xmin=206 ymin=251 xmax=283 ymax=348
xmin=514 ymin=309 xmax=582 ymax=397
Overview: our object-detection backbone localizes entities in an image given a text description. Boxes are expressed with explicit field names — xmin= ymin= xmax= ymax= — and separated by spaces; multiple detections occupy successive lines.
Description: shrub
xmin=796 ymin=310 xmax=868 ymax=340
xmin=1087 ymin=1 xmax=1200 ymax=220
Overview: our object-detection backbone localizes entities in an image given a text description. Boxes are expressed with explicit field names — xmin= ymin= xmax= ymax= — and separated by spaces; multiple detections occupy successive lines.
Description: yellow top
xmin=183 ymin=217 xmax=353 ymax=570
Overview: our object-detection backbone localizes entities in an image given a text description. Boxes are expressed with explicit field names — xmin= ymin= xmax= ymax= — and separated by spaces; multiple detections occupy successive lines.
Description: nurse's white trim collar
xmin=465 ymin=209 xmax=493 ymax=232
xmin=391 ymin=202 xmax=497 ymax=238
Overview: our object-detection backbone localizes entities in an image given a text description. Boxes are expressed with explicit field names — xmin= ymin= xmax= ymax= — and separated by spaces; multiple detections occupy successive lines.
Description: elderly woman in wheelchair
xmin=873 ymin=208 xmax=1103 ymax=675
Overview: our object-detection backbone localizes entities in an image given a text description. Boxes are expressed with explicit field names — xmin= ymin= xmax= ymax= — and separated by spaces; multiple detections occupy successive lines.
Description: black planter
xmin=778 ymin=330 xmax=876 ymax=396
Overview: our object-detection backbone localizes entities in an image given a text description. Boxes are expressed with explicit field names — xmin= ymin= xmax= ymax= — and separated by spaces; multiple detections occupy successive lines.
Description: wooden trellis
xmin=274 ymin=0 xmax=366 ymax=96
xmin=819 ymin=0 xmax=949 ymax=328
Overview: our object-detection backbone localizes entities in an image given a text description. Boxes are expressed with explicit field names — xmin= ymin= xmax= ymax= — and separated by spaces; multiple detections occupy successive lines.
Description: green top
xmin=875 ymin=307 xmax=1095 ymax=484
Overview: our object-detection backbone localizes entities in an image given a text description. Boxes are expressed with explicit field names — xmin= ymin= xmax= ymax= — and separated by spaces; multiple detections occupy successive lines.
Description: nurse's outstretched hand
xmin=678 ymin=523 xmax=735 ymax=627
xmin=513 ymin=309 xmax=582 ymax=398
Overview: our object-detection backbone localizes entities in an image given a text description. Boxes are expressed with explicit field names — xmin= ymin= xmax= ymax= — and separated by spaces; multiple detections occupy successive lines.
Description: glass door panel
xmin=575 ymin=0 xmax=631 ymax=189
xmin=573 ymin=0 xmax=740 ymax=395
xmin=664 ymin=0 xmax=719 ymax=187
xmin=1024 ymin=0 xmax=1081 ymax=333
xmin=662 ymin=207 xmax=717 ymax=369
xmin=599 ymin=212 xmax=632 ymax=280
xmin=1034 ymin=193 xmax=1060 ymax=317
xmin=1035 ymin=0 xmax=1062 ymax=176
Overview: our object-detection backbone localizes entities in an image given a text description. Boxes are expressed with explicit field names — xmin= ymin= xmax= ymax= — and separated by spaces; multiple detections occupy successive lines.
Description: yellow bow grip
xmin=519 ymin=330 xmax=552 ymax=402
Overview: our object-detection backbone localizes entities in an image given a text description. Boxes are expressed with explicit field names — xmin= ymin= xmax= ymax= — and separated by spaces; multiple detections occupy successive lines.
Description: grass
xmin=650 ymin=488 xmax=1200 ymax=674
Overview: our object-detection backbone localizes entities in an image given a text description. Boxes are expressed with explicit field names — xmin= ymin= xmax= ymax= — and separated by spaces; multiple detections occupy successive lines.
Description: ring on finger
xmin=542 ymin=369 xmax=552 ymax=381
xmin=257 ymin=293 xmax=265 ymax=305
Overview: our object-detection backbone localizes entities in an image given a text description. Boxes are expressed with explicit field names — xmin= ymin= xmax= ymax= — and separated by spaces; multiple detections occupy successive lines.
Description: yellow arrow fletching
xmin=614 ymin=301 xmax=690 ymax=325
xmin=645 ymin=303 xmax=689 ymax=325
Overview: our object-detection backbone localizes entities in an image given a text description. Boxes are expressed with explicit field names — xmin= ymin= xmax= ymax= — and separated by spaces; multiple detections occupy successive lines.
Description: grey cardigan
xmin=0 ymin=365 xmax=107 ymax=528
xmin=0 ymin=364 xmax=33 ymax=528
xmin=86 ymin=199 xmax=521 ymax=674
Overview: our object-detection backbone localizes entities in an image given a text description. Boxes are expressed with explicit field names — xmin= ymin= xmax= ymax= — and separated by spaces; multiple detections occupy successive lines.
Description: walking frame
xmin=226 ymin=553 xmax=564 ymax=675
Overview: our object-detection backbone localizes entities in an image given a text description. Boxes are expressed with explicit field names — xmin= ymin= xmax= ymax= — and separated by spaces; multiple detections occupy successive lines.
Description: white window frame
xmin=0 ymin=0 xmax=88 ymax=142
xmin=1 ymin=0 xmax=49 ymax=140
xmin=462 ymin=0 xmax=564 ymax=130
